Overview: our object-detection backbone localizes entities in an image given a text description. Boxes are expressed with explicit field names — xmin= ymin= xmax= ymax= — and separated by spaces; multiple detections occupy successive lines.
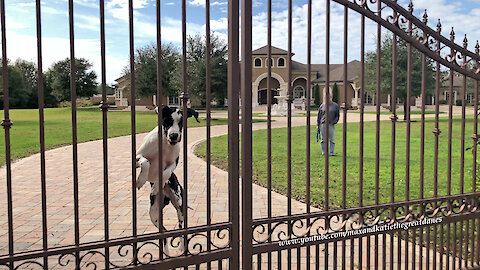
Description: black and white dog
xmin=136 ymin=105 xmax=199 ymax=228
xmin=149 ymin=172 xmax=183 ymax=228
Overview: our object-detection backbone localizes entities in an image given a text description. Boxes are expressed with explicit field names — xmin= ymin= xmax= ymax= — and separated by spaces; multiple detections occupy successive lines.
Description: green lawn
xmin=195 ymin=116 xmax=478 ymax=209
xmin=352 ymin=110 xmax=443 ymax=115
xmin=0 ymin=107 xmax=264 ymax=166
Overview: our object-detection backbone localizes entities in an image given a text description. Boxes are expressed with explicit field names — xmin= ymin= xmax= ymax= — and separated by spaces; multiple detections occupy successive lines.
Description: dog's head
xmin=155 ymin=105 xmax=199 ymax=146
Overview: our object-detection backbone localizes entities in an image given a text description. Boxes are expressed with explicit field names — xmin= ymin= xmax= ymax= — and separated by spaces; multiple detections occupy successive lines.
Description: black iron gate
xmin=1 ymin=0 xmax=480 ymax=269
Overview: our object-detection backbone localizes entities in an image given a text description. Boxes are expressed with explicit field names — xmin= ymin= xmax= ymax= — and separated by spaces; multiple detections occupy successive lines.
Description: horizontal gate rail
xmin=252 ymin=211 xmax=480 ymax=255
xmin=123 ymin=249 xmax=232 ymax=269
xmin=252 ymin=192 xmax=480 ymax=226
xmin=333 ymin=0 xmax=480 ymax=80
xmin=0 ymin=223 xmax=231 ymax=266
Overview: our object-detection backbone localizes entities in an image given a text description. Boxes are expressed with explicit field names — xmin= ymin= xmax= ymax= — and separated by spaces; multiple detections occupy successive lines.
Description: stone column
xmin=252 ymin=82 xmax=259 ymax=107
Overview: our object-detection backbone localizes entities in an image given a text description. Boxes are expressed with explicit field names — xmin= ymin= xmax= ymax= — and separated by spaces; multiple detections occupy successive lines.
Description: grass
xmin=195 ymin=116 xmax=478 ymax=209
xmin=353 ymin=110 xmax=444 ymax=115
xmin=0 ymin=107 xmax=265 ymax=166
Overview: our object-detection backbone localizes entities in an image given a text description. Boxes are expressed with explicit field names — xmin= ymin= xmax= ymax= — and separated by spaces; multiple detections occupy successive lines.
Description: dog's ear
xmin=186 ymin=108 xmax=200 ymax=123
xmin=159 ymin=105 xmax=173 ymax=117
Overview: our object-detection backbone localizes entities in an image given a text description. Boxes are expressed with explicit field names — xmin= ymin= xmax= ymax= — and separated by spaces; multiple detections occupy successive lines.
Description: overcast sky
xmin=4 ymin=0 xmax=480 ymax=84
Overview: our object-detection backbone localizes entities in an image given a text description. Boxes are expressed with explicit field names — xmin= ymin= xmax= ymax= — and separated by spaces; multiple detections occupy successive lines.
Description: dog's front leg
xmin=136 ymin=155 xmax=150 ymax=189
xmin=162 ymin=163 xmax=177 ymax=186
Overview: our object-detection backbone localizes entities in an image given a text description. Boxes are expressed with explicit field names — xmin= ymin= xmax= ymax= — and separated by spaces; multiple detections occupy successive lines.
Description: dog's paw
xmin=136 ymin=174 xmax=148 ymax=189
xmin=176 ymin=210 xmax=184 ymax=223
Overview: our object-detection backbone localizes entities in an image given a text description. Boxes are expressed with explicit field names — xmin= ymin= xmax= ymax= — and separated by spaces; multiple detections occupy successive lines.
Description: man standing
xmin=317 ymin=92 xmax=340 ymax=156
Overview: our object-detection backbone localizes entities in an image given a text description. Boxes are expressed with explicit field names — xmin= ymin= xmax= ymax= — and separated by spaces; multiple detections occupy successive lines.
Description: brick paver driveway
xmin=0 ymin=110 xmax=462 ymax=269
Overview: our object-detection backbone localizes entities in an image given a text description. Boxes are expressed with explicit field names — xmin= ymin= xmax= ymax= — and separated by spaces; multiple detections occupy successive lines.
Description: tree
xmin=123 ymin=43 xmax=181 ymax=99
xmin=332 ymin=83 xmax=339 ymax=103
xmin=365 ymin=34 xmax=436 ymax=120
xmin=0 ymin=61 xmax=27 ymax=109
xmin=46 ymin=58 xmax=98 ymax=102
xmin=185 ymin=33 xmax=228 ymax=106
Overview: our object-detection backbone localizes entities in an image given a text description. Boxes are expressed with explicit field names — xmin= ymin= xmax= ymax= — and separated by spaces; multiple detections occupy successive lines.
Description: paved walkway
xmin=0 ymin=108 xmax=469 ymax=269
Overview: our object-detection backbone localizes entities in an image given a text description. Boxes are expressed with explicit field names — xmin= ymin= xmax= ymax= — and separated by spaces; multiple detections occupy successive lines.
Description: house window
xmin=294 ymin=86 xmax=305 ymax=99
xmin=364 ymin=92 xmax=373 ymax=104
xmin=467 ymin=93 xmax=474 ymax=104
xmin=115 ymin=88 xmax=122 ymax=99
xmin=445 ymin=91 xmax=450 ymax=102
xmin=254 ymin=58 xmax=262 ymax=68
xmin=278 ymin=57 xmax=286 ymax=67
xmin=265 ymin=58 xmax=274 ymax=67
xmin=168 ymin=96 xmax=180 ymax=106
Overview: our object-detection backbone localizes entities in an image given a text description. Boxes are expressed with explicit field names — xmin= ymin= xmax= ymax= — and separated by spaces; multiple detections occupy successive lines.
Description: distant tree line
xmin=122 ymin=33 xmax=228 ymax=107
xmin=0 ymin=58 xmax=98 ymax=109
xmin=1 ymin=33 xmax=228 ymax=109
xmin=365 ymin=32 xmax=436 ymax=120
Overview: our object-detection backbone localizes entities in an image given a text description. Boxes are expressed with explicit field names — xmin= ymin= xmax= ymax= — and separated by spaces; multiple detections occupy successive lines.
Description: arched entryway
xmin=257 ymin=77 xmax=280 ymax=105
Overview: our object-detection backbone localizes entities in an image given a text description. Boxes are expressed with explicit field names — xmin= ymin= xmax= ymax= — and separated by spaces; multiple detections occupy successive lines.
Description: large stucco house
xmin=113 ymin=45 xmax=469 ymax=110
xmin=113 ymin=75 xmax=180 ymax=110
xmin=251 ymin=45 xmax=369 ymax=107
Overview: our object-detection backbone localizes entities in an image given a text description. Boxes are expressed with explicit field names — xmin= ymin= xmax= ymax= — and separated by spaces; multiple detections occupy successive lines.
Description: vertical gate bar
xmin=342 ymin=6 xmax=348 ymax=270
xmin=205 ymin=0 xmax=212 ymax=268
xmin=453 ymin=221 xmax=457 ymax=268
xmin=325 ymin=0 xmax=331 ymax=267
xmin=227 ymin=0 xmax=240 ymax=267
xmin=296 ymin=248 xmax=300 ymax=270
xmin=35 ymin=0 xmax=48 ymax=268
xmin=0 ymin=0 xmax=13 ymax=268
xmin=279 ymin=249 xmax=282 ymax=270
xmin=375 ymin=1 xmax=381 ymax=269
xmin=434 ymin=20 xmax=442 ymax=270
xmin=447 ymin=27 xmax=456 ymax=270
xmin=287 ymin=0 xmax=293 ymax=268
xmin=474 ymin=42 xmax=480 ymax=268
xmin=266 ymin=0 xmax=272 ymax=266
xmin=405 ymin=3 xmax=413 ymax=269
xmin=68 ymin=0 xmax=80 ymax=267
xmin=158 ymin=18 xmax=167 ymax=270
xmin=465 ymin=216 xmax=469 ymax=268
xmin=181 ymin=0 xmax=189 ymax=264
xmin=419 ymin=10 xmax=427 ymax=270
xmin=127 ymin=0 xmax=138 ymax=265
xmin=99 ymin=0 xmax=110 ymax=268
xmin=391 ymin=20 xmax=397 ymax=270
xmin=241 ymin=0 xmax=253 ymax=266
xmin=460 ymin=35 xmax=468 ymax=270
xmin=306 ymin=0 xmax=312 ymax=269
xmin=359 ymin=12 xmax=365 ymax=270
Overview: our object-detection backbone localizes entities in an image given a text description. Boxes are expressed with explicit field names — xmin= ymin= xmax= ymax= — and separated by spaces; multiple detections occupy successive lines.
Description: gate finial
xmin=450 ymin=27 xmax=455 ymax=41
xmin=475 ymin=40 xmax=479 ymax=55
xmin=463 ymin=34 xmax=468 ymax=49
xmin=422 ymin=9 xmax=428 ymax=24
xmin=408 ymin=0 xmax=413 ymax=13
xmin=436 ymin=19 xmax=442 ymax=33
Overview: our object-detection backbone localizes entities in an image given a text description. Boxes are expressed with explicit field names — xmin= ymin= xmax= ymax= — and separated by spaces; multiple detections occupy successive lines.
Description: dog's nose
xmin=169 ymin=133 xmax=179 ymax=141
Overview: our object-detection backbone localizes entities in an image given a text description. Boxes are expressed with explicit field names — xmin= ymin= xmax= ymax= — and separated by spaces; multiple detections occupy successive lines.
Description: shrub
xmin=58 ymin=98 xmax=92 ymax=108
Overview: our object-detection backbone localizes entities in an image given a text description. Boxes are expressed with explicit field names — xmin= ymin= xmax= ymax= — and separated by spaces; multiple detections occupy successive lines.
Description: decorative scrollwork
xmin=252 ymin=194 xmax=480 ymax=245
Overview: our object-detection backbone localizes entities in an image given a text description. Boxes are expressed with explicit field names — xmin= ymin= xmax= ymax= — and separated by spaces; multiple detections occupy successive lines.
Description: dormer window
xmin=254 ymin=58 xmax=262 ymax=68
xmin=278 ymin=57 xmax=286 ymax=67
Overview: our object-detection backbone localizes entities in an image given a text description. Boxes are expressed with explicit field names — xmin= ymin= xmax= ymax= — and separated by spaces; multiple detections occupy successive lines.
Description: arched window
xmin=278 ymin=57 xmax=286 ymax=67
xmin=254 ymin=58 xmax=262 ymax=67
xmin=294 ymin=86 xmax=305 ymax=99
xmin=265 ymin=58 xmax=274 ymax=67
